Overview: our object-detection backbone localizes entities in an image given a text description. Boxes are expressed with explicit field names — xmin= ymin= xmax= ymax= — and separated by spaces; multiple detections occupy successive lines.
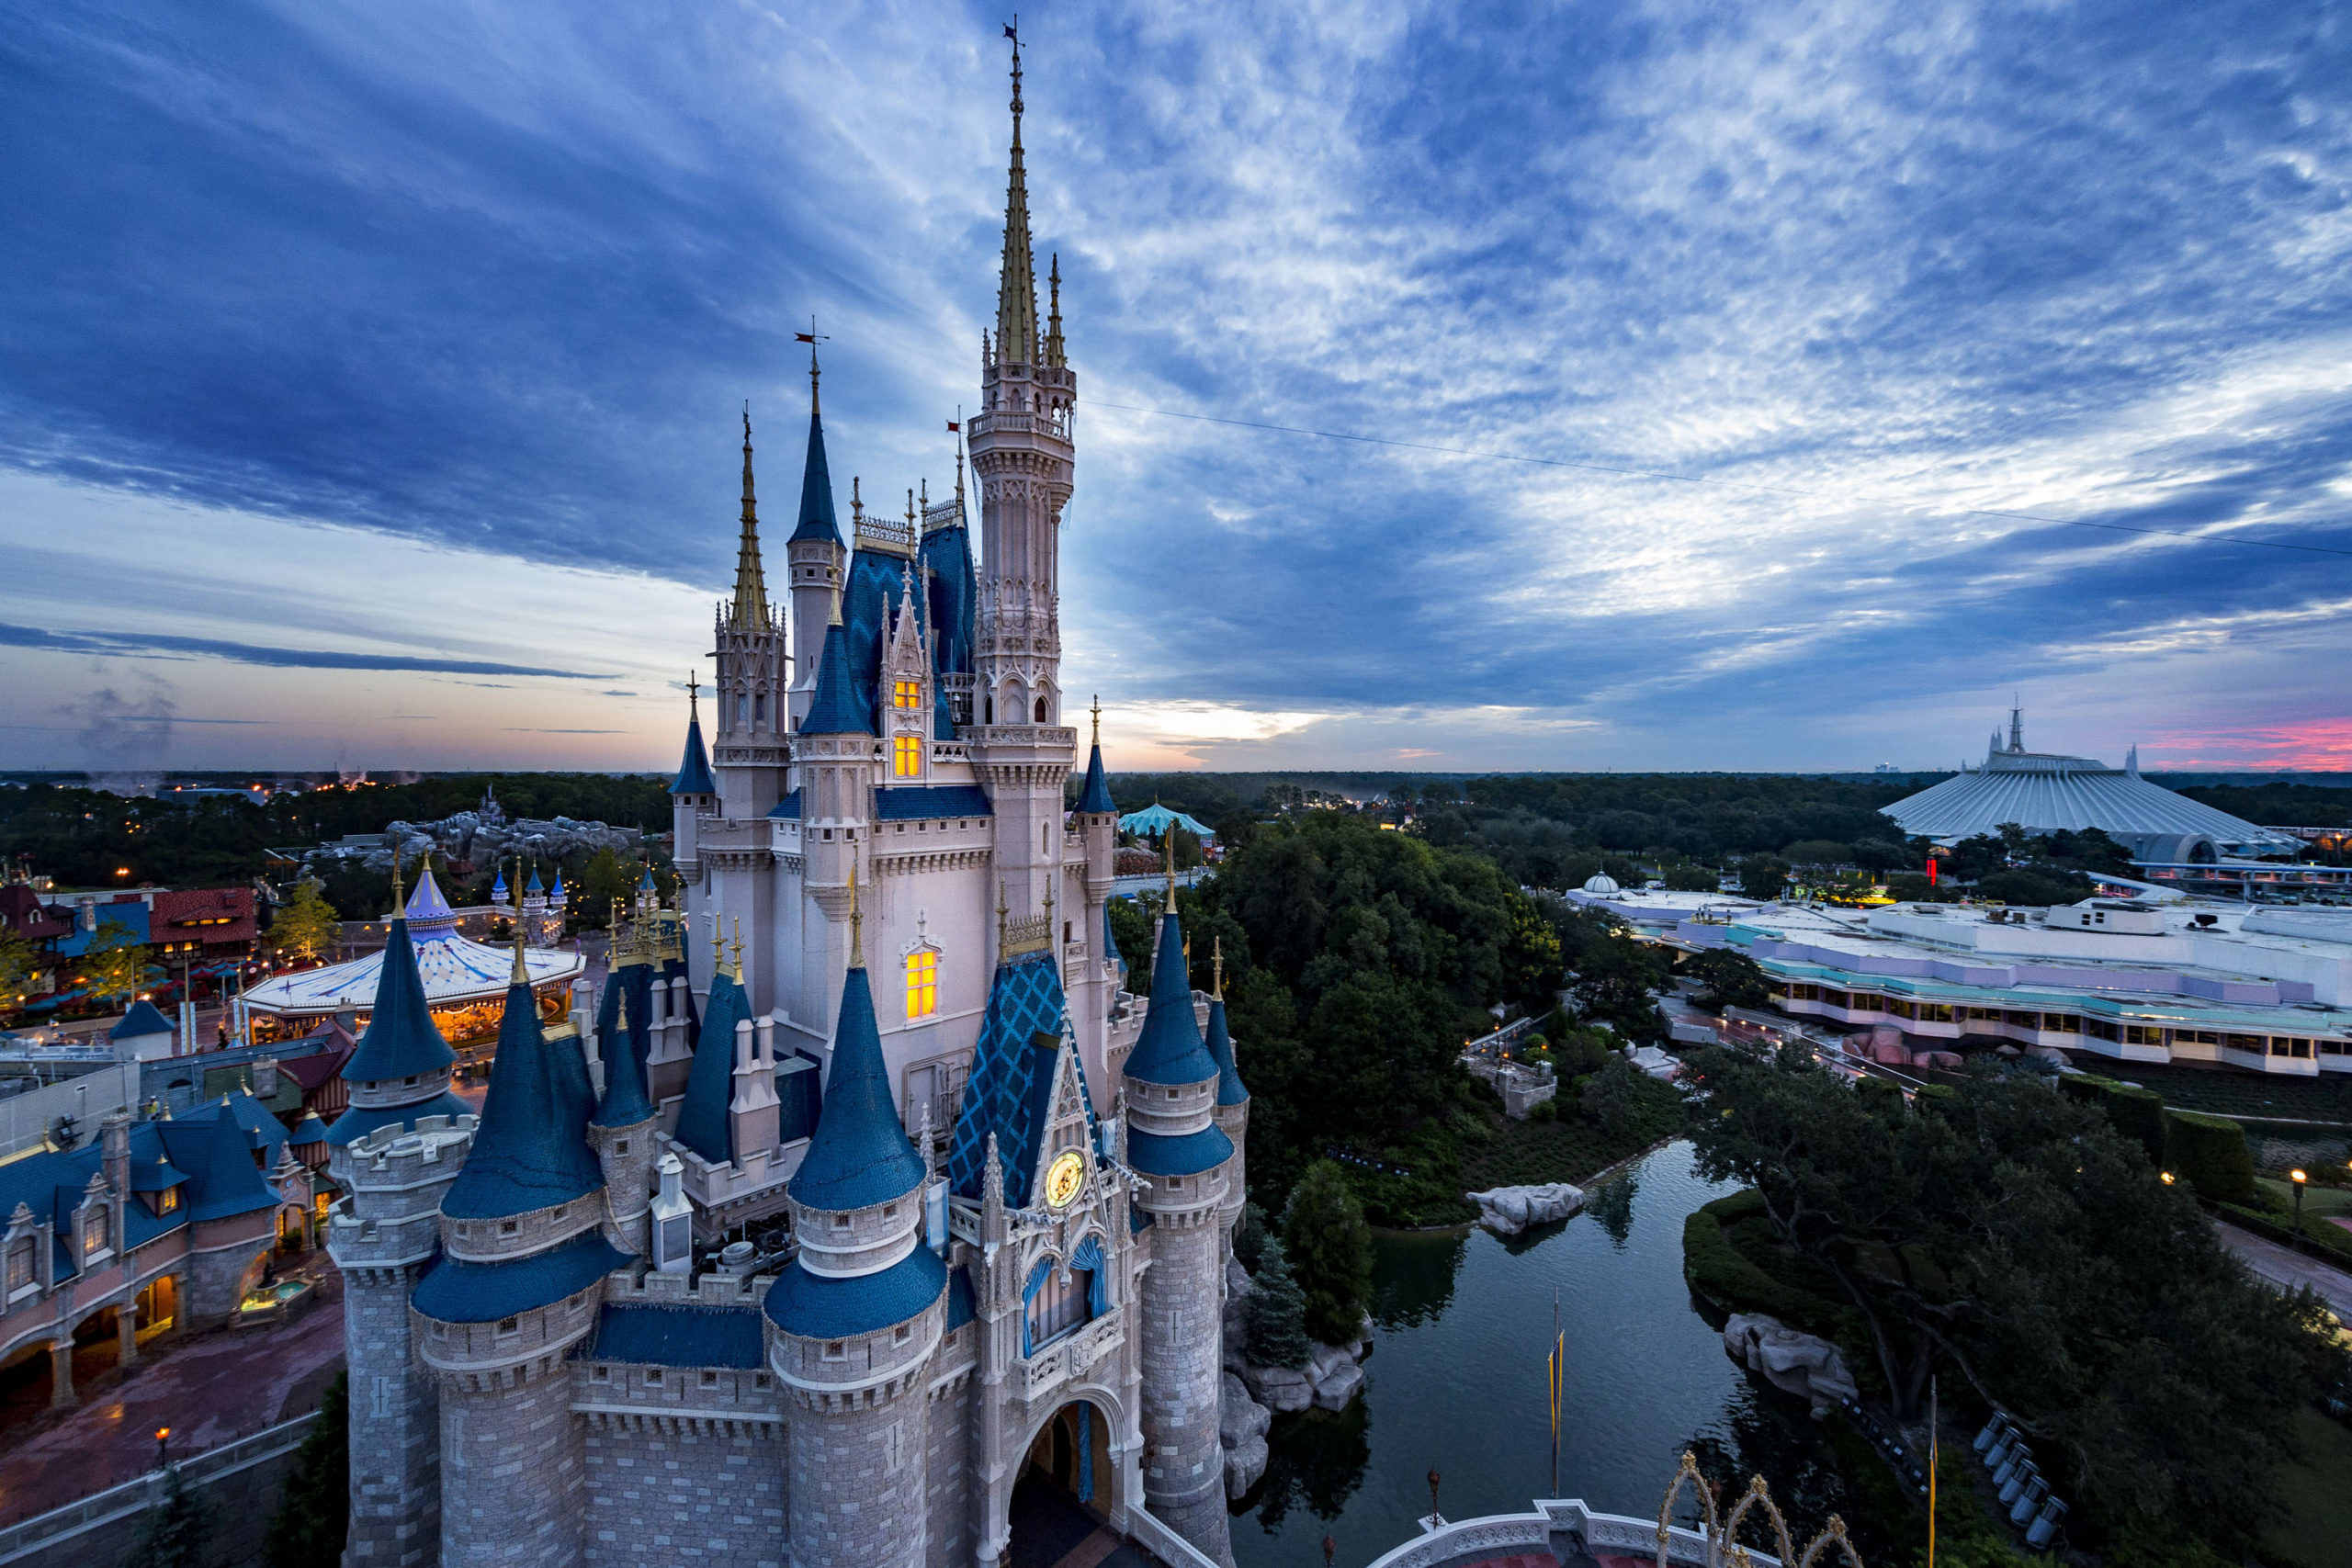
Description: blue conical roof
xmin=109 ymin=999 xmax=174 ymax=1040
xmin=491 ymin=868 xmax=509 ymax=897
xmin=673 ymin=968 xmax=749 ymax=1164
xmin=1204 ymin=996 xmax=1248 ymax=1106
xmin=526 ymin=867 xmax=545 ymax=894
xmin=637 ymin=865 xmax=657 ymax=893
xmin=441 ymin=979 xmax=605 ymax=1220
xmin=1103 ymin=901 xmax=1125 ymax=976
xmin=672 ymin=707 xmax=718 ymax=795
xmin=789 ymin=966 xmax=924 ymax=1212
xmin=590 ymin=962 xmax=655 ymax=1129
xmin=800 ymin=616 xmax=873 ymax=737
xmin=1079 ymin=740 xmax=1114 ymax=815
xmin=1123 ymin=912 xmax=1218 ymax=1086
xmin=788 ymin=400 xmax=841 ymax=546
xmin=342 ymin=917 xmax=456 ymax=1084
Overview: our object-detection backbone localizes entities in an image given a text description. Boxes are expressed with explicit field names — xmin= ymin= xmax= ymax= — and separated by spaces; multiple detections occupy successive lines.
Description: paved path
xmin=2216 ymin=1219 xmax=2352 ymax=1318
xmin=0 ymin=1285 xmax=345 ymax=1526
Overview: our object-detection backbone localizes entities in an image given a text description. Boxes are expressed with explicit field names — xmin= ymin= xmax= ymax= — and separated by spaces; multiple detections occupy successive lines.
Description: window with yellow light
xmin=894 ymin=735 xmax=922 ymax=776
xmin=893 ymin=679 xmax=921 ymax=709
xmin=905 ymin=949 xmax=938 ymax=1020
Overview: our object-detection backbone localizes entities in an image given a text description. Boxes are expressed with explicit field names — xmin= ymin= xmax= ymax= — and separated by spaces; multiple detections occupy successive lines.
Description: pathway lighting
xmin=2291 ymin=1169 xmax=2308 ymax=1252
xmin=2160 ymin=1171 xmax=2175 ymax=1184
xmin=154 ymin=1427 xmax=170 ymax=1466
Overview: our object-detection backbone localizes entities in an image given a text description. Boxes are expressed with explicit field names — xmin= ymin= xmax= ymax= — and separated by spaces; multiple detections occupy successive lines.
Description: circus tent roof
xmin=1117 ymin=803 xmax=1214 ymax=839
xmin=241 ymin=864 xmax=582 ymax=1018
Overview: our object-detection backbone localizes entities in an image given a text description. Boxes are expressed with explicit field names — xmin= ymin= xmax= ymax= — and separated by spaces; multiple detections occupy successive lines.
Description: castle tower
xmin=714 ymin=409 xmax=789 ymax=818
xmin=326 ymin=861 xmax=476 ymax=1566
xmin=786 ymin=353 xmax=846 ymax=731
xmin=520 ymin=864 xmax=548 ymax=943
xmin=967 ymin=30 xmax=1077 ymax=922
xmin=586 ymin=956 xmax=659 ymax=1256
xmin=1203 ymin=941 xmax=1250 ymax=1235
xmin=763 ymin=892 xmax=945 ymax=1568
xmin=1120 ymin=865 xmax=1238 ymax=1566
xmin=670 ymin=677 xmax=719 ymax=889
xmin=797 ymin=593 xmax=872 ymax=1001
xmin=412 ymin=931 xmax=627 ymax=1568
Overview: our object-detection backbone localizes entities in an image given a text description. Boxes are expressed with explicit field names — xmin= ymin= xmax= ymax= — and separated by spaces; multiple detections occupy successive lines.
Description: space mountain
xmin=327 ymin=35 xmax=1253 ymax=1568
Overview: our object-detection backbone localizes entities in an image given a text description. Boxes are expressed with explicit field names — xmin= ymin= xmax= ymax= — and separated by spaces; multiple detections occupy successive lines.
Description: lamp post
xmin=154 ymin=1427 xmax=170 ymax=1468
xmin=2291 ymin=1169 xmax=2308 ymax=1253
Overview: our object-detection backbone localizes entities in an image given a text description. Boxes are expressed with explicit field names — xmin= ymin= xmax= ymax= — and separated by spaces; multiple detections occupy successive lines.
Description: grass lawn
xmin=2264 ymin=1407 xmax=2352 ymax=1568
xmin=2255 ymin=1176 xmax=2352 ymax=1218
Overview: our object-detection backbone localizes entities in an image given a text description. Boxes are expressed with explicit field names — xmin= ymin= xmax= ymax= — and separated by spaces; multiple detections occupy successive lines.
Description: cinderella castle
xmin=327 ymin=32 xmax=1250 ymax=1568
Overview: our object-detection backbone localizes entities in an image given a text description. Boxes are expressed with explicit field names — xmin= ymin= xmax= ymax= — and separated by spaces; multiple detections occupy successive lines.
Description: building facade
xmin=332 ymin=39 xmax=1249 ymax=1568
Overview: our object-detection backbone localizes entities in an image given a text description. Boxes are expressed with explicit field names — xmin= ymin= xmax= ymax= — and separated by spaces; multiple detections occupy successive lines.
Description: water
xmin=1229 ymin=1143 xmax=1893 ymax=1568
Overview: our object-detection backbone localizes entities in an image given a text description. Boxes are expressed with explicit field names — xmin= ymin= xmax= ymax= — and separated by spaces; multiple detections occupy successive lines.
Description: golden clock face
xmin=1044 ymin=1150 xmax=1088 ymax=1210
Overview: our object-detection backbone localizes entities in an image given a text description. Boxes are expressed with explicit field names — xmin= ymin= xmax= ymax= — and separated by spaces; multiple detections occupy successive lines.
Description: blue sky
xmin=3 ymin=1 xmax=2348 ymax=775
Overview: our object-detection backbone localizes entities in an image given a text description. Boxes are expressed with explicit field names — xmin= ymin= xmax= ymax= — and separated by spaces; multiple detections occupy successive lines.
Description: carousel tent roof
xmin=243 ymin=864 xmax=582 ymax=1017
xmin=1117 ymin=803 xmax=1215 ymax=840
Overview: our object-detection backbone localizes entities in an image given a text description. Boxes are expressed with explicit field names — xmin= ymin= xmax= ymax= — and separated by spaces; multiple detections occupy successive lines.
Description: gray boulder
xmin=1225 ymin=1430 xmax=1268 ymax=1498
xmin=1306 ymin=1344 xmax=1365 ymax=1411
xmin=1240 ymin=1363 xmax=1313 ymax=1413
xmin=1721 ymin=1313 xmax=1860 ymax=1413
xmin=1467 ymin=1182 xmax=1585 ymax=1235
xmin=1220 ymin=1373 xmax=1272 ymax=1447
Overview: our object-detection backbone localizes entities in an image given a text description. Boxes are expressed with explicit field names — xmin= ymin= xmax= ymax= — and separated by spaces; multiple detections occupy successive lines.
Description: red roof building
xmin=150 ymin=886 xmax=259 ymax=960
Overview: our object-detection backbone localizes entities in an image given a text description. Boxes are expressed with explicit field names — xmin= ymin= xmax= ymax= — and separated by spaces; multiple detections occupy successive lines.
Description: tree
xmin=0 ymin=933 xmax=35 ymax=1016
xmin=1658 ymin=862 xmax=1721 ymax=892
xmin=1566 ymin=929 xmax=1668 ymax=1043
xmin=268 ymin=882 xmax=341 ymax=964
xmin=577 ymin=848 xmax=636 ymax=928
xmin=1685 ymin=948 xmax=1770 ymax=1013
xmin=1245 ymin=1236 xmax=1313 ymax=1370
xmin=1734 ymin=854 xmax=1789 ymax=901
xmin=1282 ymin=1161 xmax=1374 ymax=1346
xmin=125 ymin=1462 xmax=217 ymax=1568
xmin=1683 ymin=1044 xmax=2345 ymax=1553
xmin=1104 ymin=895 xmax=1153 ymax=978
xmin=84 ymin=918 xmax=150 ymax=1008
xmin=264 ymin=1371 xmax=349 ymax=1568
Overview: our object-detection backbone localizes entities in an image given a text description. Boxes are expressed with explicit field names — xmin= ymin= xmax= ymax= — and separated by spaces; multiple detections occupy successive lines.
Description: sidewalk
xmin=0 ymin=1280 xmax=345 ymax=1527
xmin=2215 ymin=1219 xmax=2352 ymax=1319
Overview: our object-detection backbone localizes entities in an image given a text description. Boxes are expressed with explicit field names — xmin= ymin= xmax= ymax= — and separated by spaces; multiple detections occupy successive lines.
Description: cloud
xmin=0 ymin=621 xmax=612 ymax=680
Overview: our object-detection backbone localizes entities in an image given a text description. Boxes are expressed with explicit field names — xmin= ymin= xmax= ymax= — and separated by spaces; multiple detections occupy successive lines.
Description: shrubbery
xmin=2059 ymin=1074 xmax=2167 ymax=1168
xmin=2164 ymin=1110 xmax=2256 ymax=1203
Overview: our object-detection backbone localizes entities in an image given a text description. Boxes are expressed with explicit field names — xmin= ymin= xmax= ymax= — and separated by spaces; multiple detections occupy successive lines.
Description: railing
xmin=1013 ymin=1310 xmax=1120 ymax=1402
xmin=1125 ymin=1504 xmax=1224 ymax=1568
xmin=1361 ymin=1499 xmax=1770 ymax=1568
xmin=0 ymin=1411 xmax=320 ymax=1563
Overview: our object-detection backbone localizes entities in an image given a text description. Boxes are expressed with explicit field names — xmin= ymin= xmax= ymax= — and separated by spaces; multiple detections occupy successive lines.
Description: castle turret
xmin=786 ymin=352 xmax=846 ymax=731
xmin=588 ymin=967 xmax=659 ymax=1255
xmin=328 ymin=857 xmax=476 ymax=1566
xmin=671 ymin=677 xmax=718 ymax=888
xmin=797 ymin=592 xmax=873 ymax=973
xmin=411 ymin=932 xmax=627 ymax=1568
xmin=967 ymin=28 xmax=1077 ymax=923
xmin=714 ymin=409 xmax=789 ymax=818
xmin=1204 ymin=940 xmax=1250 ymax=1234
xmin=1120 ymin=855 xmax=1237 ymax=1566
xmin=763 ymin=884 xmax=944 ymax=1568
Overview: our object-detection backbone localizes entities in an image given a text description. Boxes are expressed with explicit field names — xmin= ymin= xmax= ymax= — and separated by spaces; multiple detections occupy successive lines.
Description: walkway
xmin=2216 ymin=1219 xmax=2352 ymax=1319
xmin=0 ymin=1282 xmax=345 ymax=1527
xmin=1006 ymin=1475 xmax=1153 ymax=1568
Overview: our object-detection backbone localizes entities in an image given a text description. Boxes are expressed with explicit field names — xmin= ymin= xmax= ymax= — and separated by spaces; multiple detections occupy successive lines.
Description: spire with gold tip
xmin=993 ymin=25 xmax=1039 ymax=366
xmin=730 ymin=405 xmax=771 ymax=629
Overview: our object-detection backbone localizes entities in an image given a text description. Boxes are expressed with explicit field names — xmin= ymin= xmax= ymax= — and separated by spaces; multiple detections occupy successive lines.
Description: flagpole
xmin=1550 ymin=1285 xmax=1562 ymax=1498
xmin=1928 ymin=1376 xmax=1939 ymax=1568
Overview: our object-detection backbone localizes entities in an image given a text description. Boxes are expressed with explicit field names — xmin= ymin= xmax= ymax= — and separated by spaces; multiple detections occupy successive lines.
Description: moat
xmin=1229 ymin=1143 xmax=1892 ymax=1568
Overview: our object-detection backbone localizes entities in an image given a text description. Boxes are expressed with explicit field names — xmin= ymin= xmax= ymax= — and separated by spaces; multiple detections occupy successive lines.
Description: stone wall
xmin=1136 ymin=1216 xmax=1234 ymax=1565
xmin=923 ymin=1374 xmax=975 ymax=1568
xmin=788 ymin=1389 xmax=932 ymax=1568
xmin=343 ymin=1267 xmax=439 ymax=1567
xmin=439 ymin=1363 xmax=585 ymax=1567
xmin=582 ymin=1416 xmax=785 ymax=1568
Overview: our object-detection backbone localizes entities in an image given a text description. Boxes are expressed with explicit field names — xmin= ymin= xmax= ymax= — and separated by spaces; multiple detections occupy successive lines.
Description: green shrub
xmin=1283 ymin=1161 xmax=1374 ymax=1344
xmin=2062 ymin=1074 xmax=2167 ymax=1168
xmin=1855 ymin=1074 xmax=1905 ymax=1117
xmin=1913 ymin=1082 xmax=1960 ymax=1116
xmin=2165 ymin=1110 xmax=2256 ymax=1203
xmin=1527 ymin=1097 xmax=1558 ymax=1122
xmin=1680 ymin=1190 xmax=1855 ymax=1341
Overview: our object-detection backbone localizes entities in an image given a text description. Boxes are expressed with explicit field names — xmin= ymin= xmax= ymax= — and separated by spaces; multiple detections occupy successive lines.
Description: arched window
xmin=905 ymin=947 xmax=939 ymax=1020
xmin=1022 ymin=1235 xmax=1108 ymax=1355
xmin=983 ymin=694 xmax=994 ymax=725
xmin=1033 ymin=696 xmax=1048 ymax=723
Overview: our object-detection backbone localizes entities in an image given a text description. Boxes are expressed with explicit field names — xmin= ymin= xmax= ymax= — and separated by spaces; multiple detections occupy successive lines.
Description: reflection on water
xmin=1230 ymin=1143 xmax=1895 ymax=1568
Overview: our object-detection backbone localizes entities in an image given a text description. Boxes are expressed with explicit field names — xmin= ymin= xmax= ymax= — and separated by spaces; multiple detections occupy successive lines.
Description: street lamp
xmin=155 ymin=1427 xmax=170 ymax=1467
xmin=2291 ymin=1169 xmax=2308 ymax=1252
xmin=2159 ymin=1171 xmax=2175 ymax=1186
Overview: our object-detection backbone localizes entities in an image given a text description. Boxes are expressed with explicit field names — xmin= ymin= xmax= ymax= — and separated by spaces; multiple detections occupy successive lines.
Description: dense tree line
xmin=0 ymin=774 xmax=671 ymax=889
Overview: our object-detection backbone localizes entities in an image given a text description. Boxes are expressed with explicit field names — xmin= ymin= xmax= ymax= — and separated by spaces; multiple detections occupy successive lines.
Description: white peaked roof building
xmin=1882 ymin=710 xmax=2300 ymax=863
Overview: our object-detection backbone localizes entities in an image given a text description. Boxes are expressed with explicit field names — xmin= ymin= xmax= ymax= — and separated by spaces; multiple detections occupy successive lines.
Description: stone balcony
xmin=1012 ymin=1308 xmax=1121 ymax=1404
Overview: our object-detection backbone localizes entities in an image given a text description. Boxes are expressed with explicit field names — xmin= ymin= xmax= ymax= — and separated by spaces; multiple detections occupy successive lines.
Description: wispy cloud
xmin=0 ymin=622 xmax=611 ymax=680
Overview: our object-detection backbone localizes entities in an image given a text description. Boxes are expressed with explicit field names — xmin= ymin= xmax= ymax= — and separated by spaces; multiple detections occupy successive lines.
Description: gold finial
xmin=615 ymin=981 xmax=629 ymax=1034
xmin=511 ymin=862 xmax=529 ymax=984
xmin=907 ymin=487 xmax=917 ymax=527
xmin=849 ymin=865 xmax=864 ymax=967
xmin=390 ymin=850 xmax=405 ymax=911
xmin=997 ymin=881 xmax=1010 ymax=949
xmin=710 ymin=911 xmax=725 ymax=971
xmin=1213 ymin=935 xmax=1225 ymax=999
xmin=730 ymin=917 xmax=744 ymax=979
xmin=1163 ymin=829 xmax=1177 ymax=909
xmin=851 ymin=475 xmax=863 ymax=523
xmin=1090 ymin=694 xmax=1101 ymax=746
xmin=920 ymin=476 xmax=929 ymax=510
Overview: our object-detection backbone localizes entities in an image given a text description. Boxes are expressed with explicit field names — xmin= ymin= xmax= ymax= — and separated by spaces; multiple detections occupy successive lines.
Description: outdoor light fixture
xmin=2291 ymin=1169 xmax=2309 ymax=1253
xmin=2160 ymin=1172 xmax=2175 ymax=1185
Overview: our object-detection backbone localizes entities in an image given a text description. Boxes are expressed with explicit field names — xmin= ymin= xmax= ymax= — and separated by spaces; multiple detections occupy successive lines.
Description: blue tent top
xmin=1118 ymin=804 xmax=1213 ymax=840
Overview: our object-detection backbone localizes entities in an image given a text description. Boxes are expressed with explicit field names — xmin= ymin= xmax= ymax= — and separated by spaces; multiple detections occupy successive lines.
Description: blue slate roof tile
xmin=411 ymin=1231 xmax=629 ymax=1325
xmin=1204 ymin=997 xmax=1248 ymax=1107
xmin=341 ymin=917 xmax=458 ymax=1085
xmin=763 ymin=1242 xmax=946 ymax=1340
xmin=873 ymin=784 xmax=992 ymax=821
xmin=1125 ymin=1123 xmax=1234 ymax=1179
xmin=946 ymin=952 xmax=1088 ymax=1206
xmin=799 ymin=617 xmax=872 ymax=737
xmin=590 ymin=962 xmax=656 ymax=1129
xmin=1078 ymin=741 xmax=1114 ymax=815
xmin=787 ymin=401 xmax=842 ymax=547
xmin=1122 ymin=912 xmax=1218 ymax=1087
xmin=109 ymin=999 xmax=175 ymax=1041
xmin=590 ymin=1303 xmax=765 ymax=1368
xmin=439 ymin=981 xmax=606 ymax=1221
xmin=946 ymin=1265 xmax=976 ymax=1332
xmin=768 ymin=789 xmax=802 ymax=820
xmin=673 ymin=970 xmax=748 ymax=1166
xmin=672 ymin=710 xmax=718 ymax=796
xmin=787 ymin=966 xmax=925 ymax=1212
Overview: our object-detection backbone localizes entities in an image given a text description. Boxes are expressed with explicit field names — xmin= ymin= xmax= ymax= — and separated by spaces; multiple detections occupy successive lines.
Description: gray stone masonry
xmin=588 ymin=1118 xmax=658 ymax=1256
xmin=341 ymin=1264 xmax=440 ymax=1567
xmin=439 ymin=1360 xmax=586 ymax=1568
xmin=789 ymin=1382 xmax=931 ymax=1568
xmin=582 ymin=1419 xmax=785 ymax=1568
xmin=924 ymin=1372 xmax=974 ymax=1568
xmin=182 ymin=1213 xmax=272 ymax=1326
xmin=1136 ymin=1210 xmax=1235 ymax=1568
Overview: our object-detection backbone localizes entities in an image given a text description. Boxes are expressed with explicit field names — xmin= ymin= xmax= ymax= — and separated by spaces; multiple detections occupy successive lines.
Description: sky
xmin=2 ymin=1 xmax=2349 ymax=777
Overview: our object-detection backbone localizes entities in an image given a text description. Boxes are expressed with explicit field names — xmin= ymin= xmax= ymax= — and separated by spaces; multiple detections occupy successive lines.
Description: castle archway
xmin=1001 ymin=1392 xmax=1125 ymax=1568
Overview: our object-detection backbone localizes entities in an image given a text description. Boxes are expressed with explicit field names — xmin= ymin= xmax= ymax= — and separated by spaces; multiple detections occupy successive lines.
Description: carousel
xmin=240 ymin=862 xmax=583 ymax=1053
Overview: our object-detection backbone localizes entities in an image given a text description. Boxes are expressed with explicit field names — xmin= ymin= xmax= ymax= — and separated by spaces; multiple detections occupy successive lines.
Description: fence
xmin=0 ymin=1411 xmax=320 ymax=1568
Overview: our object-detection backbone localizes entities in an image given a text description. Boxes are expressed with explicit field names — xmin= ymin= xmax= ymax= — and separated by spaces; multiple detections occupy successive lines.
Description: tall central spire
xmin=731 ymin=407 xmax=771 ymax=629
xmin=994 ymin=27 xmax=1038 ymax=367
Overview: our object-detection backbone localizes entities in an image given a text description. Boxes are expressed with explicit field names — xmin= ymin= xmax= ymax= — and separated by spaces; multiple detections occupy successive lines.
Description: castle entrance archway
xmin=1003 ymin=1395 xmax=1125 ymax=1568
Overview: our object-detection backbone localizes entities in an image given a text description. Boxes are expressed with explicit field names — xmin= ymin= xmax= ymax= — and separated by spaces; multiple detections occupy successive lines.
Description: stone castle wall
xmin=1136 ymin=1214 xmax=1235 ymax=1565
xmin=923 ymin=1372 xmax=976 ymax=1568
xmin=439 ymin=1363 xmax=585 ymax=1567
xmin=582 ymin=1416 xmax=786 ymax=1568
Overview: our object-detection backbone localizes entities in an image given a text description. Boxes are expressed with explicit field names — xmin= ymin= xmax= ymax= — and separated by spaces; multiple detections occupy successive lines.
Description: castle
xmin=329 ymin=35 xmax=1250 ymax=1568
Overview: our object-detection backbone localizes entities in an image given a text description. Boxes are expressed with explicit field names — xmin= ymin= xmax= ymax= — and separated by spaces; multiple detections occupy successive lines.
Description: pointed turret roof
xmin=729 ymin=408 xmax=771 ymax=628
xmin=1079 ymin=699 xmax=1114 ymax=814
xmin=108 ymin=999 xmax=174 ymax=1041
xmin=491 ymin=866 xmax=509 ymax=899
xmin=340 ymin=914 xmax=455 ymax=1085
xmin=1204 ymin=995 xmax=1248 ymax=1107
xmin=525 ymin=866 xmax=545 ymax=895
xmin=788 ymin=964 xmax=925 ymax=1212
xmin=673 ymin=966 xmax=749 ymax=1165
xmin=1123 ymin=908 xmax=1219 ymax=1086
xmin=403 ymin=861 xmax=458 ymax=935
xmin=441 ymin=976 xmax=606 ymax=1220
xmin=800 ymin=599 xmax=874 ymax=737
xmin=590 ymin=959 xmax=655 ymax=1129
xmin=672 ymin=682 xmax=718 ymax=795
xmin=788 ymin=354 xmax=842 ymax=547
xmin=993 ymin=33 xmax=1039 ymax=365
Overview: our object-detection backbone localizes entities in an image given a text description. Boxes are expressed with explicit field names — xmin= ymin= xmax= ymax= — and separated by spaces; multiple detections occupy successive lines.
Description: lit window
xmin=894 ymin=735 xmax=922 ymax=776
xmin=155 ymin=1187 xmax=178 ymax=1214
xmin=893 ymin=680 xmax=921 ymax=710
xmin=905 ymin=949 xmax=938 ymax=1020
